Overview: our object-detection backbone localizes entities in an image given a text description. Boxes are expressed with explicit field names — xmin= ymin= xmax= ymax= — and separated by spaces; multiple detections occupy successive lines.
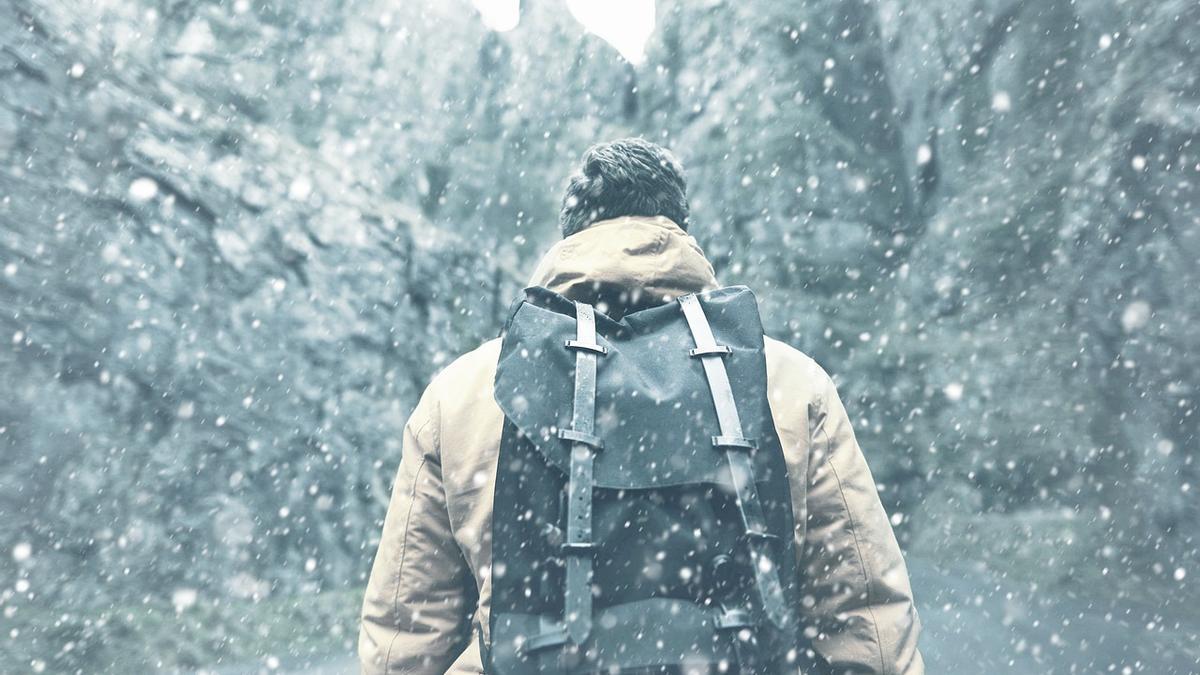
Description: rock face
xmin=2 ymin=0 xmax=1198 ymax=671
xmin=0 ymin=1 xmax=510 ymax=668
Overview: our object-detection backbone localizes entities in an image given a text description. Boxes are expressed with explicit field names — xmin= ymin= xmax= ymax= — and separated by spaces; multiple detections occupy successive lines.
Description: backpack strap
xmin=520 ymin=299 xmax=604 ymax=653
xmin=715 ymin=605 xmax=764 ymax=672
xmin=560 ymin=301 xmax=605 ymax=645
xmin=678 ymin=294 xmax=791 ymax=631
xmin=518 ymin=299 xmax=604 ymax=653
xmin=523 ymin=301 xmax=606 ymax=655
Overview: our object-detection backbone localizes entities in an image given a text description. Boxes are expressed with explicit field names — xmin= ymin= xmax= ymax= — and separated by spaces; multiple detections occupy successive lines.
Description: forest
xmin=1 ymin=0 xmax=1197 ymax=672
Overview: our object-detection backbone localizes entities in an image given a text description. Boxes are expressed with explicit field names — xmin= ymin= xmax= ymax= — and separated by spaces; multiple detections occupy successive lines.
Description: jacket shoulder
xmin=763 ymin=336 xmax=835 ymax=411
xmin=764 ymin=336 xmax=830 ymax=381
xmin=431 ymin=337 xmax=501 ymax=383
xmin=426 ymin=337 xmax=502 ymax=403
xmin=420 ymin=338 xmax=503 ymax=443
xmin=430 ymin=336 xmax=828 ymax=400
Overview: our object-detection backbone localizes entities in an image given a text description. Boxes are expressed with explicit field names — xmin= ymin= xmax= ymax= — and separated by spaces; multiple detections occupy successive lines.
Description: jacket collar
xmin=527 ymin=215 xmax=719 ymax=318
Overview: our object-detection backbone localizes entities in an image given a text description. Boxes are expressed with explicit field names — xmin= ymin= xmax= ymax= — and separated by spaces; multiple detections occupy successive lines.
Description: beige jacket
xmin=359 ymin=216 xmax=924 ymax=674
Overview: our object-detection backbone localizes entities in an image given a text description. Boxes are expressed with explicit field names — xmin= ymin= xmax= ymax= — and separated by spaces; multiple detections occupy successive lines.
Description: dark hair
xmin=558 ymin=138 xmax=689 ymax=238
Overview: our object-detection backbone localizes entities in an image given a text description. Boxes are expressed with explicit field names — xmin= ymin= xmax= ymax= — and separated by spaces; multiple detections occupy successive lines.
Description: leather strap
xmin=715 ymin=605 xmax=762 ymax=673
xmin=503 ymin=598 xmax=744 ymax=670
xmin=523 ymin=302 xmax=606 ymax=653
xmin=520 ymin=620 xmax=570 ymax=656
xmin=562 ymin=301 xmax=603 ymax=645
xmin=679 ymin=293 xmax=791 ymax=631
xmin=714 ymin=606 xmax=755 ymax=630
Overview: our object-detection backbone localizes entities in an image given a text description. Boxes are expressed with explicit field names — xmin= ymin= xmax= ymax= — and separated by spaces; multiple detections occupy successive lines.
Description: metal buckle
xmin=564 ymin=339 xmax=608 ymax=355
xmin=714 ymin=606 xmax=756 ymax=631
xmin=517 ymin=621 xmax=571 ymax=656
xmin=689 ymin=344 xmax=733 ymax=357
xmin=560 ymin=541 xmax=597 ymax=555
xmin=741 ymin=529 xmax=781 ymax=544
xmin=558 ymin=428 xmax=604 ymax=450
xmin=711 ymin=435 xmax=757 ymax=452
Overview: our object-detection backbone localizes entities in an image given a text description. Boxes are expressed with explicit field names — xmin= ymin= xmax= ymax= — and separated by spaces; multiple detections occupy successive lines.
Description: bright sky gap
xmin=471 ymin=0 xmax=656 ymax=65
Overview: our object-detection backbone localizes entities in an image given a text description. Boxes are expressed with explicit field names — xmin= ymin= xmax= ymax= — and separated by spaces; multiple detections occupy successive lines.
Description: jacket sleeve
xmin=799 ymin=367 xmax=924 ymax=675
xmin=359 ymin=382 xmax=477 ymax=674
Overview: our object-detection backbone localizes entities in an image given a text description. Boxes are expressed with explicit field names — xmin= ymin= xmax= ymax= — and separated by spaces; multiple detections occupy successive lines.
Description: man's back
xmin=359 ymin=211 xmax=923 ymax=674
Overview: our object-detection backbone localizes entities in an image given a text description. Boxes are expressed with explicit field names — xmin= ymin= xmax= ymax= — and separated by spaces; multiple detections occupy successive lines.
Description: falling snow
xmin=1 ymin=0 xmax=1198 ymax=673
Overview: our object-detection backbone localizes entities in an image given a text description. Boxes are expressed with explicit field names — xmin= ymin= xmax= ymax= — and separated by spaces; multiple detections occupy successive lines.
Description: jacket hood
xmin=527 ymin=215 xmax=719 ymax=318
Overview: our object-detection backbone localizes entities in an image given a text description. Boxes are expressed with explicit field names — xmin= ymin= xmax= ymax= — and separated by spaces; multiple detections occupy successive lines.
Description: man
xmin=359 ymin=138 xmax=924 ymax=674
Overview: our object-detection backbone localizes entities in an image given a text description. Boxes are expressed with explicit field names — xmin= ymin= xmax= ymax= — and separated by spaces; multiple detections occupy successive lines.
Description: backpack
xmin=487 ymin=286 xmax=805 ymax=674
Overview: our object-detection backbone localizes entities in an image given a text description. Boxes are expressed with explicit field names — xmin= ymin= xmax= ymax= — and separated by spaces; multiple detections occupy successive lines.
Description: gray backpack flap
xmin=488 ymin=285 xmax=806 ymax=674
